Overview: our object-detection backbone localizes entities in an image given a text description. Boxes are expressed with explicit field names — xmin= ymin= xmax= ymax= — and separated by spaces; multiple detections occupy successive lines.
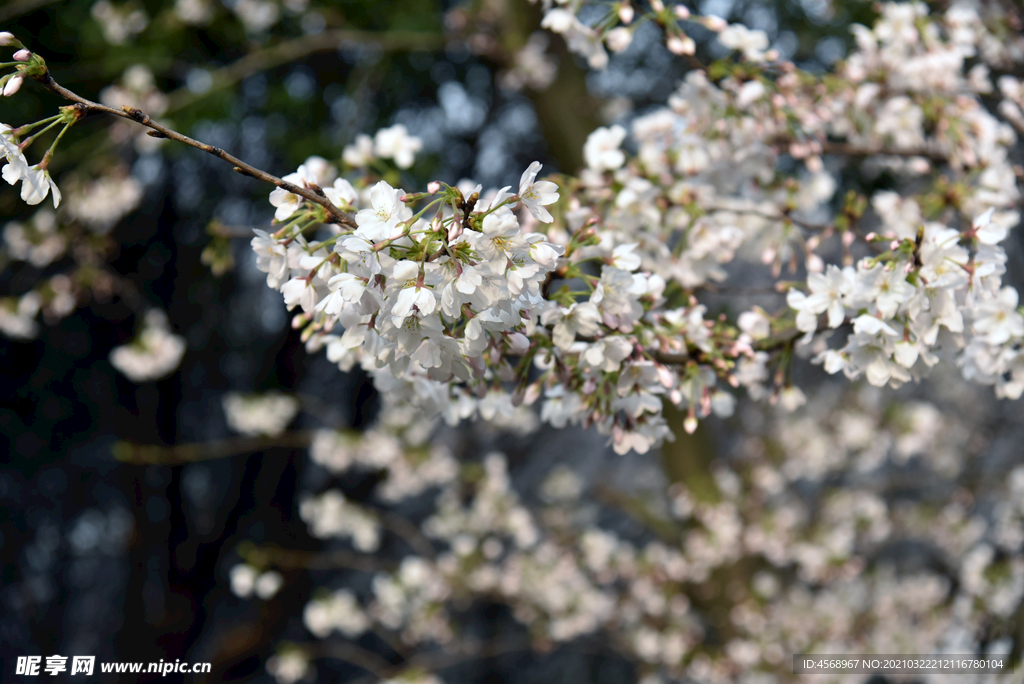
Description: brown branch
xmin=819 ymin=140 xmax=949 ymax=164
xmin=374 ymin=508 xmax=437 ymax=560
xmin=648 ymin=325 xmax=803 ymax=365
xmin=33 ymin=70 xmax=356 ymax=229
xmin=113 ymin=431 xmax=313 ymax=465
xmin=237 ymin=543 xmax=393 ymax=573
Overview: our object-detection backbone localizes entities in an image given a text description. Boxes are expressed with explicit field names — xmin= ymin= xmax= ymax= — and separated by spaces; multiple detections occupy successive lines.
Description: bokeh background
xmin=2 ymin=0 xmax=1023 ymax=682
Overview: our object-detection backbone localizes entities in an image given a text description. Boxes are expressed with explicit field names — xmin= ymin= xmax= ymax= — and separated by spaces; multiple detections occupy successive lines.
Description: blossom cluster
xmin=3 ymin=2 xmax=1023 ymax=457
xmin=241 ymin=378 xmax=1021 ymax=684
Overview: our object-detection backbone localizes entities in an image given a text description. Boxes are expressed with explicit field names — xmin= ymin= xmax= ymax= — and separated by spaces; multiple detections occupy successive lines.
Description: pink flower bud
xmin=666 ymin=35 xmax=695 ymax=55
xmin=3 ymin=74 xmax=23 ymax=97
xmin=705 ymin=15 xmax=727 ymax=32
xmin=427 ymin=181 xmax=441 ymax=194
xmin=864 ymin=232 xmax=877 ymax=242
xmin=674 ymin=5 xmax=690 ymax=19
xmin=506 ymin=332 xmax=529 ymax=355
xmin=0 ymin=32 xmax=16 ymax=46
xmin=650 ymin=0 xmax=664 ymax=11
xmin=523 ymin=382 xmax=541 ymax=406
xmin=843 ymin=231 xmax=856 ymax=246
xmin=618 ymin=2 xmax=634 ymax=24
xmin=13 ymin=49 xmax=30 ymax=62
xmin=683 ymin=413 xmax=698 ymax=434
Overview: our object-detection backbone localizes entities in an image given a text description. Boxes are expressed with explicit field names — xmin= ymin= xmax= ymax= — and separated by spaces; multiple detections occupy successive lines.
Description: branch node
xmin=233 ymin=166 xmax=254 ymax=177
xmin=121 ymin=105 xmax=147 ymax=123
xmin=146 ymin=130 xmax=167 ymax=138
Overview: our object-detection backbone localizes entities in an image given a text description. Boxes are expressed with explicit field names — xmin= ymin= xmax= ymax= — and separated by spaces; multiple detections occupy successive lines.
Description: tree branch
xmin=113 ymin=431 xmax=313 ymax=465
xmin=819 ymin=140 xmax=949 ymax=163
xmin=238 ymin=542 xmax=391 ymax=572
xmin=32 ymin=70 xmax=357 ymax=229
xmin=647 ymin=325 xmax=803 ymax=365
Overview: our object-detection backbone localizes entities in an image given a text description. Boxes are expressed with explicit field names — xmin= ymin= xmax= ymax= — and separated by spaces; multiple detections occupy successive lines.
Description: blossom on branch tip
xmin=269 ymin=169 xmax=309 ymax=221
xmin=3 ymin=74 xmax=23 ymax=97
xmin=20 ymin=165 xmax=61 ymax=208
xmin=0 ymin=124 xmax=28 ymax=184
xmin=518 ymin=161 xmax=559 ymax=223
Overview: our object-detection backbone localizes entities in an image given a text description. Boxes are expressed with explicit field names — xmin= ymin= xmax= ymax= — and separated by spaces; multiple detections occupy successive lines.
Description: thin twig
xmin=32 ymin=70 xmax=357 ymax=228
xmin=237 ymin=543 xmax=392 ymax=573
xmin=819 ymin=140 xmax=949 ymax=163
xmin=113 ymin=431 xmax=313 ymax=465
xmin=648 ymin=325 xmax=803 ymax=365
xmin=375 ymin=508 xmax=437 ymax=560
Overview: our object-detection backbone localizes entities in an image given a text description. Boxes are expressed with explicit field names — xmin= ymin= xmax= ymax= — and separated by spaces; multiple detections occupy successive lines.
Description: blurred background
xmin=2 ymin=0 xmax=1023 ymax=682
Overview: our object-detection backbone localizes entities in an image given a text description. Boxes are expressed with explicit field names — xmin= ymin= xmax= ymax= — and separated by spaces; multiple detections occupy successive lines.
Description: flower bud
xmin=666 ymin=35 xmax=695 ymax=55
xmin=618 ymin=2 xmax=634 ymax=24
xmin=0 ymin=32 xmax=17 ymax=46
xmin=705 ymin=15 xmax=728 ymax=31
xmin=506 ymin=332 xmax=529 ymax=355
xmin=13 ymin=49 xmax=30 ymax=62
xmin=427 ymin=181 xmax=441 ymax=194
xmin=683 ymin=413 xmax=698 ymax=434
xmin=3 ymin=74 xmax=23 ymax=97
xmin=523 ymin=382 xmax=541 ymax=406
xmin=674 ymin=5 xmax=690 ymax=19
xmin=606 ymin=27 xmax=633 ymax=53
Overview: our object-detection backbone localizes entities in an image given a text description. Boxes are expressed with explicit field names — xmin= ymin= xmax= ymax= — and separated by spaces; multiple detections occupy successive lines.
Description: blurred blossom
xmin=108 ymin=310 xmax=186 ymax=382
xmin=222 ymin=392 xmax=299 ymax=437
